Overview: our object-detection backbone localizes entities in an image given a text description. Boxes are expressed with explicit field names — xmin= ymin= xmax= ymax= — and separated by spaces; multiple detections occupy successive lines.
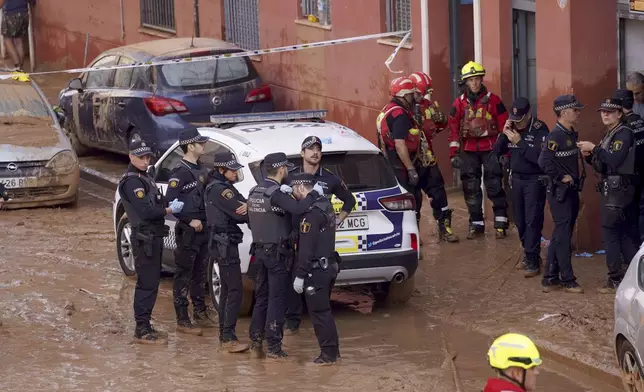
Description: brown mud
xmin=0 ymin=115 xmax=60 ymax=148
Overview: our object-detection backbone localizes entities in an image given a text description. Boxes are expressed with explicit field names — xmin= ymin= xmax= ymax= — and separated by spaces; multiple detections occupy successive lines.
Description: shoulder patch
xmin=566 ymin=139 xmax=573 ymax=147
xmin=547 ymin=140 xmax=558 ymax=152
xmin=612 ymin=140 xmax=623 ymax=151
xmin=134 ymin=188 xmax=145 ymax=199
xmin=221 ymin=188 xmax=234 ymax=200
xmin=300 ymin=221 xmax=311 ymax=234
xmin=199 ymin=175 xmax=205 ymax=184
xmin=533 ymin=120 xmax=542 ymax=129
xmin=169 ymin=178 xmax=179 ymax=188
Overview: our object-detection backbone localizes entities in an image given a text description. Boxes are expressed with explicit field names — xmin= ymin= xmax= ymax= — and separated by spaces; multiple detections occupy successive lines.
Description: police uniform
xmin=615 ymin=88 xmax=644 ymax=244
xmin=247 ymin=152 xmax=322 ymax=358
xmin=284 ymin=136 xmax=355 ymax=334
xmin=587 ymin=97 xmax=637 ymax=291
xmin=117 ymin=140 xmax=175 ymax=343
xmin=290 ymin=172 xmax=340 ymax=365
xmin=537 ymin=95 xmax=585 ymax=293
xmin=165 ymin=128 xmax=214 ymax=334
xmin=493 ymin=97 xmax=549 ymax=276
xmin=204 ymin=152 xmax=250 ymax=353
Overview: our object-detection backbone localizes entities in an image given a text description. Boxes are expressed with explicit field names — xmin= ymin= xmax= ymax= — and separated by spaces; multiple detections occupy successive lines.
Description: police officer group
xmin=378 ymin=60 xmax=644 ymax=294
xmin=118 ymin=129 xmax=344 ymax=365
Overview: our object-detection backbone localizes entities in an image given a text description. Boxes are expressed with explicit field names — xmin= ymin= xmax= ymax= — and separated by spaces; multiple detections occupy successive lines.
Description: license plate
xmin=0 ymin=177 xmax=28 ymax=189
xmin=337 ymin=215 xmax=369 ymax=231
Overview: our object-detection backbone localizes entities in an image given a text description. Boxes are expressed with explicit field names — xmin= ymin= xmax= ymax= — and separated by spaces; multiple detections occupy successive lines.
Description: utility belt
xmin=132 ymin=224 xmax=168 ymax=257
xmin=176 ymin=220 xmax=207 ymax=250
xmin=545 ymin=177 xmax=582 ymax=202
xmin=597 ymin=174 xmax=635 ymax=209
xmin=510 ymin=172 xmax=543 ymax=181
xmin=310 ymin=252 xmax=342 ymax=271
xmin=208 ymin=229 xmax=243 ymax=259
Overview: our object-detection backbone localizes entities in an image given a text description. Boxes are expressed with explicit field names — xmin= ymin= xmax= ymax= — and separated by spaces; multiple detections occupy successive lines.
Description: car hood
xmin=0 ymin=141 xmax=70 ymax=162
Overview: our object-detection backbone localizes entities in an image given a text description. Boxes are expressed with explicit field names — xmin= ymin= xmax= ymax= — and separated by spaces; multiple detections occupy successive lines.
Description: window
xmin=301 ymin=0 xmax=331 ymax=25
xmin=638 ymin=255 xmax=644 ymax=291
xmin=248 ymin=152 xmax=398 ymax=191
xmin=0 ymin=82 xmax=50 ymax=118
xmin=140 ymin=0 xmax=176 ymax=33
xmin=156 ymin=141 xmax=243 ymax=183
xmin=224 ymin=0 xmax=260 ymax=50
xmin=157 ymin=57 xmax=254 ymax=90
xmin=85 ymin=56 xmax=118 ymax=89
xmin=385 ymin=0 xmax=411 ymax=35
xmin=114 ymin=57 xmax=135 ymax=89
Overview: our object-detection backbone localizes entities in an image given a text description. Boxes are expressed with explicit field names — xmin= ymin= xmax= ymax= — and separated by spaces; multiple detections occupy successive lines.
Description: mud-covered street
xmin=0 ymin=177 xmax=624 ymax=391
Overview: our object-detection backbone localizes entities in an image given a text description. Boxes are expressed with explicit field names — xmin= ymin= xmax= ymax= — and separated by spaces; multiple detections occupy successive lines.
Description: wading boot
xmin=438 ymin=210 xmax=459 ymax=243
xmin=194 ymin=309 xmax=217 ymax=329
xmin=221 ymin=340 xmax=250 ymax=353
xmin=249 ymin=340 xmax=264 ymax=359
xmin=599 ymin=278 xmax=621 ymax=294
xmin=466 ymin=224 xmax=485 ymax=240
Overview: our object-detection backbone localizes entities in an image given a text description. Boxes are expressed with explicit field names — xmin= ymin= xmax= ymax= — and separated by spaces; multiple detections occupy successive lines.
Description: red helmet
xmin=389 ymin=77 xmax=418 ymax=98
xmin=409 ymin=71 xmax=433 ymax=94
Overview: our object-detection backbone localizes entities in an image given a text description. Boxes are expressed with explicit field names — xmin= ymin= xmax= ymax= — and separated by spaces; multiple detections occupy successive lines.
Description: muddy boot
xmin=267 ymin=349 xmax=289 ymax=360
xmin=466 ymin=224 xmax=485 ymax=240
xmin=562 ymin=281 xmax=584 ymax=294
xmin=523 ymin=259 xmax=540 ymax=278
xmin=134 ymin=326 xmax=167 ymax=345
xmin=437 ymin=210 xmax=459 ymax=243
xmin=222 ymin=340 xmax=250 ymax=353
xmin=541 ymin=281 xmax=561 ymax=293
xmin=175 ymin=308 xmax=203 ymax=336
xmin=150 ymin=325 xmax=168 ymax=339
xmin=249 ymin=340 xmax=264 ymax=359
xmin=284 ymin=327 xmax=299 ymax=336
xmin=193 ymin=309 xmax=217 ymax=329
xmin=599 ymin=278 xmax=621 ymax=294
xmin=313 ymin=353 xmax=338 ymax=366
xmin=495 ymin=228 xmax=507 ymax=239
xmin=515 ymin=257 xmax=527 ymax=270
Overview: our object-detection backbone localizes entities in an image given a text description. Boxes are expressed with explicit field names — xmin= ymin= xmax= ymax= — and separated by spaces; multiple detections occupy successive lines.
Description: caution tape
xmin=0 ymin=30 xmax=411 ymax=80
xmin=385 ymin=31 xmax=411 ymax=73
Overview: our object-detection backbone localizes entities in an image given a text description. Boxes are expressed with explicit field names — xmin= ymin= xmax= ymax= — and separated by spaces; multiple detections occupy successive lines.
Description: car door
xmin=80 ymin=55 xmax=117 ymax=148
xmin=111 ymin=55 xmax=148 ymax=152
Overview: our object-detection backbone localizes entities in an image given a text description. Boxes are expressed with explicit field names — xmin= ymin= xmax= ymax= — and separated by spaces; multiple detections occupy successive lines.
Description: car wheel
xmin=116 ymin=214 xmax=136 ymax=277
xmin=619 ymin=339 xmax=644 ymax=392
xmin=64 ymin=122 xmax=90 ymax=157
xmin=207 ymin=257 xmax=255 ymax=317
xmin=373 ymin=275 xmax=415 ymax=307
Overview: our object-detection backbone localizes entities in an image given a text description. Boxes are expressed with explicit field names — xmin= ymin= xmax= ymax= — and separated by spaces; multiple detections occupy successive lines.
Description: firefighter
xmin=484 ymin=333 xmax=542 ymax=392
xmin=408 ymin=71 xmax=459 ymax=242
xmin=448 ymin=61 xmax=510 ymax=239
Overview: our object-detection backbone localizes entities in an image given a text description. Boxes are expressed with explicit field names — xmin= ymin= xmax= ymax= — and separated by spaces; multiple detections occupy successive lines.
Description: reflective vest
xmin=461 ymin=92 xmax=499 ymax=138
xmin=117 ymin=171 xmax=165 ymax=228
xmin=247 ymin=181 xmax=290 ymax=244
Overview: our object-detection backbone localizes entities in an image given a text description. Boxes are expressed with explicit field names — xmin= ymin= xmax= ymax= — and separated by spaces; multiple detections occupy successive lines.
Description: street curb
xmin=80 ymin=165 xmax=119 ymax=191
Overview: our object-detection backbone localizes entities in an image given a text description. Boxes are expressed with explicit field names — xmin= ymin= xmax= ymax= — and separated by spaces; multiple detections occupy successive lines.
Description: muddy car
xmin=0 ymin=73 xmax=80 ymax=209
xmin=58 ymin=37 xmax=275 ymax=158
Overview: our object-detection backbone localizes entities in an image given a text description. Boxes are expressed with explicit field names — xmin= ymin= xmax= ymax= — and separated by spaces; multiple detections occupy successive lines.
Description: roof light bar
xmin=210 ymin=110 xmax=328 ymax=125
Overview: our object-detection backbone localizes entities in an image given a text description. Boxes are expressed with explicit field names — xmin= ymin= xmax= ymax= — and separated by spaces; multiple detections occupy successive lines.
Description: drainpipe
xmin=193 ymin=0 xmax=200 ymax=38
xmin=120 ymin=0 xmax=125 ymax=40
xmin=473 ymin=0 xmax=482 ymax=63
xmin=421 ymin=0 xmax=430 ymax=75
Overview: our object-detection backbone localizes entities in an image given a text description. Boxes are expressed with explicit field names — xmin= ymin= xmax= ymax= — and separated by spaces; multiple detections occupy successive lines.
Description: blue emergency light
xmin=210 ymin=109 xmax=328 ymax=125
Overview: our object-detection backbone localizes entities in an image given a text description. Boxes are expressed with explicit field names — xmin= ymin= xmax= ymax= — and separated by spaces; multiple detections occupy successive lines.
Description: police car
xmin=112 ymin=110 xmax=420 ymax=315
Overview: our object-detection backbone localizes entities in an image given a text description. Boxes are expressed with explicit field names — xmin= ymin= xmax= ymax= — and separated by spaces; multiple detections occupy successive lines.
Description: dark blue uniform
xmin=494 ymin=116 xmax=549 ymax=271
xmin=538 ymin=121 xmax=584 ymax=290
xmin=626 ymin=112 xmax=644 ymax=242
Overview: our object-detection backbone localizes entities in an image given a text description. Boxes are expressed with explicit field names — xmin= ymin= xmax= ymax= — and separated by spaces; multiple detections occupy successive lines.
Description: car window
xmin=248 ymin=152 xmax=397 ymax=192
xmin=157 ymin=56 xmax=254 ymax=90
xmin=85 ymin=55 xmax=118 ymax=89
xmin=113 ymin=56 xmax=135 ymax=89
xmin=0 ymin=80 xmax=50 ymax=117
xmin=156 ymin=140 xmax=243 ymax=183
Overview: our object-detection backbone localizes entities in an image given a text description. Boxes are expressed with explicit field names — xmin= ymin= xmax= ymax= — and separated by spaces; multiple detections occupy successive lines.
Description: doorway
xmin=512 ymin=9 xmax=537 ymax=115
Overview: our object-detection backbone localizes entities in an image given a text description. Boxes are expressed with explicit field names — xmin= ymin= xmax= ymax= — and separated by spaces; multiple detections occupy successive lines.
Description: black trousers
xmin=173 ymin=226 xmax=209 ymax=319
xmin=285 ymin=267 xmax=304 ymax=330
xmin=305 ymin=264 xmax=340 ymax=359
xmin=217 ymin=244 xmax=243 ymax=342
xmin=601 ymin=197 xmax=638 ymax=282
xmin=511 ymin=175 xmax=546 ymax=263
xmin=132 ymin=234 xmax=164 ymax=332
xmin=460 ymin=150 xmax=508 ymax=228
xmin=415 ymin=164 xmax=450 ymax=221
xmin=543 ymin=187 xmax=579 ymax=285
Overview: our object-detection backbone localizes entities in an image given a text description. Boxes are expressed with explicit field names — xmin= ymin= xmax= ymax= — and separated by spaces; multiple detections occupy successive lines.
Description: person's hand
xmin=431 ymin=111 xmax=446 ymax=125
xmin=190 ymin=219 xmax=203 ymax=232
xmin=280 ymin=184 xmax=293 ymax=194
xmin=561 ymin=174 xmax=573 ymax=184
xmin=293 ymin=277 xmax=304 ymax=294
xmin=335 ymin=216 xmax=343 ymax=227
xmin=313 ymin=182 xmax=324 ymax=196
xmin=504 ymin=128 xmax=521 ymax=144
xmin=407 ymin=168 xmax=419 ymax=186
xmin=168 ymin=198 xmax=184 ymax=214
xmin=235 ymin=202 xmax=247 ymax=215
xmin=577 ymin=141 xmax=595 ymax=152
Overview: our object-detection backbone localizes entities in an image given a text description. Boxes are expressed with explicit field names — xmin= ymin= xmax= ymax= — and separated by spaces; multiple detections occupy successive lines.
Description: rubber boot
xmin=437 ymin=209 xmax=459 ymax=243
xmin=466 ymin=224 xmax=485 ymax=240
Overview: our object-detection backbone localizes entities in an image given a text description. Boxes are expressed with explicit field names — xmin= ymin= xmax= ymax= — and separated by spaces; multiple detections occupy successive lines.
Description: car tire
xmin=373 ymin=275 xmax=415 ymax=307
xmin=207 ymin=257 xmax=255 ymax=317
xmin=64 ymin=122 xmax=90 ymax=157
xmin=116 ymin=214 xmax=137 ymax=277
xmin=618 ymin=338 xmax=644 ymax=392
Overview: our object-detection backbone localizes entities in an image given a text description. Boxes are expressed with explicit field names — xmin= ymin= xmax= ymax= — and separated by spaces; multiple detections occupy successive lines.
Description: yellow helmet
xmin=461 ymin=61 xmax=486 ymax=81
xmin=487 ymin=333 xmax=542 ymax=370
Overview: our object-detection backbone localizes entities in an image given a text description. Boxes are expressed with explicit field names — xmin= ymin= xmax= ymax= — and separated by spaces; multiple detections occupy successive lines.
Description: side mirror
xmin=146 ymin=165 xmax=156 ymax=179
xmin=68 ymin=78 xmax=83 ymax=91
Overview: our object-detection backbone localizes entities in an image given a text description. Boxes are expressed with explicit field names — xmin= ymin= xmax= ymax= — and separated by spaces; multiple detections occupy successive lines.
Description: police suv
xmin=113 ymin=110 xmax=420 ymax=315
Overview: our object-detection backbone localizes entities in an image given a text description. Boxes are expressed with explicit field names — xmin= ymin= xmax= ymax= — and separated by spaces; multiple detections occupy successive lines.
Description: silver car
xmin=614 ymin=247 xmax=644 ymax=391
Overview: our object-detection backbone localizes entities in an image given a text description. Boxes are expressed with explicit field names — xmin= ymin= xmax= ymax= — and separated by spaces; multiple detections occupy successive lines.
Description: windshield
xmin=157 ymin=56 xmax=254 ymax=90
xmin=249 ymin=152 xmax=398 ymax=191
xmin=0 ymin=81 xmax=50 ymax=118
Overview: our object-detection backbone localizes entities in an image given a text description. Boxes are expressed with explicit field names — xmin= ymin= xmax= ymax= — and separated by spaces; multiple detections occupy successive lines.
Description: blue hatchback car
xmin=58 ymin=38 xmax=275 ymax=157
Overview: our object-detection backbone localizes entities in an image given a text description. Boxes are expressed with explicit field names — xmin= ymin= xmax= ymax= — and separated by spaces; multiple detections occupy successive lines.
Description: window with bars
xmin=140 ymin=0 xmax=176 ymax=33
xmin=385 ymin=0 xmax=411 ymax=37
xmin=224 ymin=0 xmax=260 ymax=50
xmin=301 ymin=0 xmax=332 ymax=26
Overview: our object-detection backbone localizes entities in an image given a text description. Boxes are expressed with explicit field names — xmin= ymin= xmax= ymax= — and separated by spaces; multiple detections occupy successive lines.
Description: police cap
xmin=598 ymin=97 xmax=623 ymax=112
xmin=508 ymin=97 xmax=531 ymax=121
xmin=614 ymin=89 xmax=634 ymax=110
xmin=553 ymin=95 xmax=585 ymax=112
xmin=288 ymin=172 xmax=316 ymax=186
xmin=264 ymin=152 xmax=294 ymax=169
xmin=179 ymin=127 xmax=209 ymax=145
xmin=128 ymin=140 xmax=154 ymax=157
xmin=301 ymin=135 xmax=322 ymax=151
xmin=213 ymin=151 xmax=243 ymax=170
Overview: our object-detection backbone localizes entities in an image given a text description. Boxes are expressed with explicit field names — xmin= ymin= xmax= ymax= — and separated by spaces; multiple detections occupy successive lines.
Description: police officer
xmin=284 ymin=135 xmax=355 ymax=335
xmin=409 ymin=71 xmax=459 ymax=242
xmin=448 ymin=61 xmax=510 ymax=239
xmin=117 ymin=140 xmax=184 ymax=344
xmin=615 ymin=88 xmax=644 ymax=244
xmin=204 ymin=151 xmax=250 ymax=353
xmin=290 ymin=172 xmax=340 ymax=365
xmin=578 ymin=97 xmax=637 ymax=293
xmin=493 ymin=97 xmax=549 ymax=277
xmin=247 ymin=152 xmax=324 ymax=359
xmin=537 ymin=95 xmax=585 ymax=294
xmin=165 ymin=127 xmax=215 ymax=335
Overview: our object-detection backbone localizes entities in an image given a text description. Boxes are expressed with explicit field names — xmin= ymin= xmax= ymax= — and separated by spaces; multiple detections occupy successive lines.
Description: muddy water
xmin=0 ymin=181 xmax=621 ymax=391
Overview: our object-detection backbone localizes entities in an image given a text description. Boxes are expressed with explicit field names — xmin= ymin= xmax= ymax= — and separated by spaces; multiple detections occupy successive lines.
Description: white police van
xmin=113 ymin=110 xmax=420 ymax=315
